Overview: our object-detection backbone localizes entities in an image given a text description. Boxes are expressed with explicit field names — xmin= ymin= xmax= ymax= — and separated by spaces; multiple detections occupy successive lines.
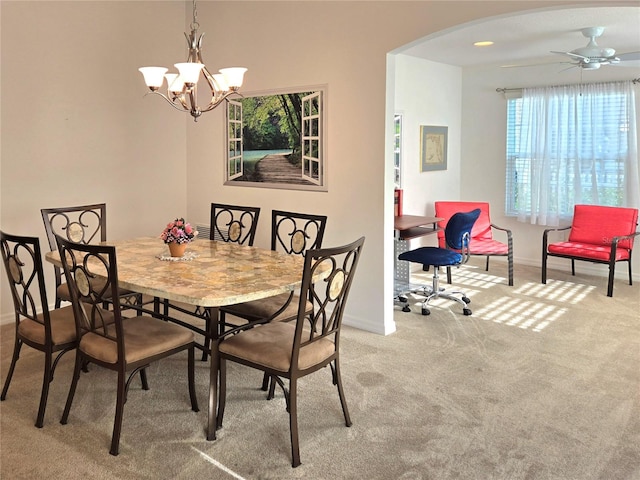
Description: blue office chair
xmin=398 ymin=208 xmax=481 ymax=316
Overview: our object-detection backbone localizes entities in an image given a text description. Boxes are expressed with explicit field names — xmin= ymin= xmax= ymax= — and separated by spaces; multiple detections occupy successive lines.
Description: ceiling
xmin=399 ymin=5 xmax=640 ymax=70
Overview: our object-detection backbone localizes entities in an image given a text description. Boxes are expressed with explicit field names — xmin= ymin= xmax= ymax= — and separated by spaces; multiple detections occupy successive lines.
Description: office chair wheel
xmin=421 ymin=307 xmax=430 ymax=316
xmin=463 ymin=308 xmax=472 ymax=316
xmin=462 ymin=296 xmax=471 ymax=304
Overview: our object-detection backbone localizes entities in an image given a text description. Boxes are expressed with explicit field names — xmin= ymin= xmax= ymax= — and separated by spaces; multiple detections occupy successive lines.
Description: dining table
xmin=45 ymin=236 xmax=328 ymax=441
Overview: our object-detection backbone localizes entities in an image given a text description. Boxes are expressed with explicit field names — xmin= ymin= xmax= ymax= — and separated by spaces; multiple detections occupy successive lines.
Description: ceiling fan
xmin=551 ymin=26 xmax=640 ymax=70
xmin=502 ymin=26 xmax=640 ymax=71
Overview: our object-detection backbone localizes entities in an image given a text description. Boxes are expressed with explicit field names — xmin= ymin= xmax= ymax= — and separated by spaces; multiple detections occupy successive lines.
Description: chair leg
xmin=216 ymin=359 xmax=227 ymax=430
xmin=420 ymin=266 xmax=472 ymax=316
xmin=508 ymin=252 xmax=514 ymax=287
xmin=267 ymin=376 xmax=277 ymax=400
xmin=333 ymin=359 xmax=352 ymax=427
xmin=1 ymin=337 xmax=22 ymax=401
xmin=188 ymin=347 xmax=199 ymax=412
xmin=140 ymin=368 xmax=150 ymax=390
xmin=201 ymin=316 xmax=211 ymax=362
xmin=607 ymin=261 xmax=616 ymax=298
xmin=35 ymin=350 xmax=53 ymax=428
xmin=261 ymin=372 xmax=270 ymax=391
xmin=61 ymin=353 xmax=83 ymax=425
xmin=110 ymin=370 xmax=127 ymax=456
xmin=288 ymin=378 xmax=301 ymax=468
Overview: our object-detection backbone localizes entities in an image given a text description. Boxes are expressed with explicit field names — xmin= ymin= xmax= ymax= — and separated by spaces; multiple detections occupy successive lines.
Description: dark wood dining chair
xmin=221 ymin=210 xmax=327 ymax=324
xmin=210 ymin=202 xmax=261 ymax=246
xmin=55 ymin=235 xmax=199 ymax=456
xmin=0 ymin=231 xmax=77 ymax=428
xmin=216 ymin=236 xmax=365 ymax=467
xmin=219 ymin=210 xmax=327 ymax=391
xmin=41 ymin=203 xmax=141 ymax=309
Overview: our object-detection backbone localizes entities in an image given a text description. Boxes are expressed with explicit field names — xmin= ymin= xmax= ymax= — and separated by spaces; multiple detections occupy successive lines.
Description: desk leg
xmin=206 ymin=306 xmax=220 ymax=441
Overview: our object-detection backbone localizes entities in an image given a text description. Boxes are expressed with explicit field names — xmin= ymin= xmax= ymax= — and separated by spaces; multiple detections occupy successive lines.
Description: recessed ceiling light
xmin=474 ymin=41 xmax=494 ymax=47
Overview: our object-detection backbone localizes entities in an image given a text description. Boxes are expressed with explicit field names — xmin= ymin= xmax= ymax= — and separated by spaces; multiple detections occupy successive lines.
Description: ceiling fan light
xmin=582 ymin=63 xmax=601 ymax=70
xmin=601 ymin=47 xmax=616 ymax=58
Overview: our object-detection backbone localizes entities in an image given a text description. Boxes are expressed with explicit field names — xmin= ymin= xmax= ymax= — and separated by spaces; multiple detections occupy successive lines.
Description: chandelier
xmin=138 ymin=0 xmax=247 ymax=121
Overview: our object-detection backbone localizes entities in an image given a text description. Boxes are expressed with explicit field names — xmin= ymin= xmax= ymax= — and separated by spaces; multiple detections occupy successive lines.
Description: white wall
xmin=1 ymin=1 xmax=188 ymax=323
xmin=1 ymin=1 xmax=615 ymax=330
xmin=394 ymin=55 xmax=462 ymax=252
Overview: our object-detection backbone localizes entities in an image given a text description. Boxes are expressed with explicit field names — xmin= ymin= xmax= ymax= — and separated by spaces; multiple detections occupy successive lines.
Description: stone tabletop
xmin=46 ymin=236 xmax=313 ymax=307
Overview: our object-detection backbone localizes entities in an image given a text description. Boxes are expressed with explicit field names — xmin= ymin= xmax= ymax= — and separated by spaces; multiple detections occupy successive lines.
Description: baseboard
xmin=343 ymin=312 xmax=395 ymax=335
xmin=1 ymin=311 xmax=15 ymax=326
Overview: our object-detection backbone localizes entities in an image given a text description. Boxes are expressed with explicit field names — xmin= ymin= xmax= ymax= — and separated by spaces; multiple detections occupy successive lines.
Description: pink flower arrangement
xmin=160 ymin=218 xmax=198 ymax=244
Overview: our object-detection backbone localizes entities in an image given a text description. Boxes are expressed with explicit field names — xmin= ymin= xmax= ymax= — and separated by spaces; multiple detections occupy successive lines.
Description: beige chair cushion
xmin=80 ymin=316 xmax=194 ymax=365
xmin=18 ymin=305 xmax=77 ymax=346
xmin=223 ymin=293 xmax=312 ymax=322
xmin=56 ymin=283 xmax=72 ymax=302
xmin=219 ymin=322 xmax=335 ymax=372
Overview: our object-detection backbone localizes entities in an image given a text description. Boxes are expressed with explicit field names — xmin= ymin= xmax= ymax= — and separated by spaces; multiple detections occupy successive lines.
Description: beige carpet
xmin=1 ymin=260 xmax=639 ymax=479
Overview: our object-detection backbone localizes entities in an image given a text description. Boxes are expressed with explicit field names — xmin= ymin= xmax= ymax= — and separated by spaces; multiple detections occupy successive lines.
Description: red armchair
xmin=435 ymin=201 xmax=514 ymax=286
xmin=542 ymin=204 xmax=639 ymax=297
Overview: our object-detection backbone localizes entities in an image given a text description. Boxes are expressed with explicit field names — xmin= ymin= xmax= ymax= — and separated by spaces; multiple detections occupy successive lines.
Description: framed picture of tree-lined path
xmin=224 ymin=85 xmax=327 ymax=191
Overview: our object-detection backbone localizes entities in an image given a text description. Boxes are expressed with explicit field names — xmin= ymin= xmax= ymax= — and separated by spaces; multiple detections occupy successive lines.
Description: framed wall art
xmin=420 ymin=125 xmax=448 ymax=172
xmin=224 ymin=85 xmax=327 ymax=192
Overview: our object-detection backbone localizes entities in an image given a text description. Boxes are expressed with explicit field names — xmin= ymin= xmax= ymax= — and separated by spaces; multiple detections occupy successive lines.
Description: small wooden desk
xmin=46 ymin=237 xmax=328 ymax=441
xmin=394 ymin=214 xmax=442 ymax=240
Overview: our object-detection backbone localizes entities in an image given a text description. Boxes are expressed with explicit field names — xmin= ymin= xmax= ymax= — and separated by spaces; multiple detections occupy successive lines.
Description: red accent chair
xmin=542 ymin=204 xmax=639 ymax=297
xmin=435 ymin=201 xmax=514 ymax=286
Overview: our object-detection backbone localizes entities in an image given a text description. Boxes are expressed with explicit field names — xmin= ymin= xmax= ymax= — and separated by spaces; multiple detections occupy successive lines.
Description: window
xmin=393 ymin=114 xmax=402 ymax=188
xmin=505 ymin=81 xmax=639 ymax=225
xmin=224 ymin=86 xmax=327 ymax=192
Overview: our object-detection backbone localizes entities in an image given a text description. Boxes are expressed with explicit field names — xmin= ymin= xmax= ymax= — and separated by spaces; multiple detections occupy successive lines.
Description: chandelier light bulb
xmin=212 ymin=74 xmax=229 ymax=92
xmin=138 ymin=67 xmax=168 ymax=90
xmin=219 ymin=67 xmax=247 ymax=89
xmin=164 ymin=73 xmax=185 ymax=94
xmin=174 ymin=62 xmax=205 ymax=85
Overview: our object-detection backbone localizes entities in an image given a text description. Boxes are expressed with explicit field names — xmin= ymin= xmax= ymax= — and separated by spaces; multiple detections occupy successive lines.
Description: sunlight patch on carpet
xmin=191 ymin=447 xmax=247 ymax=480
xmin=473 ymin=296 xmax=567 ymax=332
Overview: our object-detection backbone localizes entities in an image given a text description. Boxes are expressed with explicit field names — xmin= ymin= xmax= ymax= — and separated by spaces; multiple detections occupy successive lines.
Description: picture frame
xmin=420 ymin=125 xmax=448 ymax=172
xmin=224 ymin=85 xmax=328 ymax=192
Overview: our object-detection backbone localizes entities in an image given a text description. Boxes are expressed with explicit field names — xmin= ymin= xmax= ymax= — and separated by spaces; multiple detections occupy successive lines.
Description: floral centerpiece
xmin=160 ymin=218 xmax=198 ymax=257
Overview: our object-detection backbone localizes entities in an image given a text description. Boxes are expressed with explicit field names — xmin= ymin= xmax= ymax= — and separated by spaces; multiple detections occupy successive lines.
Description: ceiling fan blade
xmin=618 ymin=51 xmax=640 ymax=62
xmin=559 ymin=64 xmax=580 ymax=73
xmin=501 ymin=61 xmax=574 ymax=68
xmin=551 ymin=50 xmax=589 ymax=61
